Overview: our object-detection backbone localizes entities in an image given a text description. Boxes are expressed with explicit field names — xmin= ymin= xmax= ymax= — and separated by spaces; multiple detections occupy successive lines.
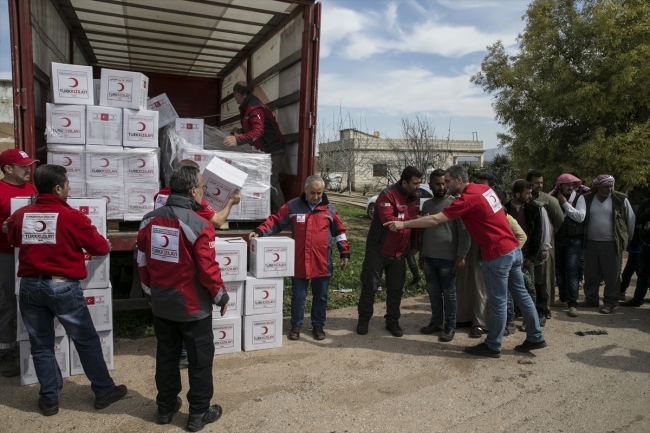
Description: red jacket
xmin=138 ymin=194 xmax=228 ymax=322
xmin=367 ymin=183 xmax=420 ymax=257
xmin=235 ymin=94 xmax=284 ymax=153
xmin=7 ymin=194 xmax=110 ymax=279
xmin=254 ymin=193 xmax=349 ymax=279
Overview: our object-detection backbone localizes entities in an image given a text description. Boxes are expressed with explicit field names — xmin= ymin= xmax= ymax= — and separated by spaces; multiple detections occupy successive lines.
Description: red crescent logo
xmin=224 ymin=257 xmax=232 ymax=266
xmin=34 ymin=221 xmax=47 ymax=232
xmin=261 ymin=326 xmax=268 ymax=335
xmin=138 ymin=195 xmax=147 ymax=204
xmin=137 ymin=122 xmax=146 ymax=131
xmin=61 ymin=117 xmax=72 ymax=127
xmin=117 ymin=83 xmax=125 ymax=91
xmin=137 ymin=158 xmax=146 ymax=168
xmin=490 ymin=195 xmax=497 ymax=202
xmin=62 ymin=157 xmax=72 ymax=166
xmin=161 ymin=235 xmax=169 ymax=248
xmin=102 ymin=195 xmax=111 ymax=204
xmin=273 ymin=253 xmax=280 ymax=262
xmin=218 ymin=331 xmax=226 ymax=339
xmin=214 ymin=188 xmax=221 ymax=196
xmin=262 ymin=290 xmax=270 ymax=299
xmin=100 ymin=158 xmax=110 ymax=167
xmin=68 ymin=77 xmax=78 ymax=88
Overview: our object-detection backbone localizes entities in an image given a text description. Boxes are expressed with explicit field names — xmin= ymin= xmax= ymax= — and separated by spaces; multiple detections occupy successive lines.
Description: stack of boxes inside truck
xmin=10 ymin=198 xmax=113 ymax=386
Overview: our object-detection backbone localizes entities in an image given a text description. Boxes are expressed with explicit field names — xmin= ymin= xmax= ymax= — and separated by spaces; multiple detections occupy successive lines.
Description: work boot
xmin=464 ymin=343 xmax=500 ymax=358
xmin=356 ymin=317 xmax=369 ymax=335
xmin=538 ymin=314 xmax=547 ymax=327
xmin=420 ymin=324 xmax=443 ymax=334
xmin=505 ymin=321 xmax=516 ymax=336
xmin=620 ymin=299 xmax=642 ymax=307
xmin=514 ymin=339 xmax=547 ymax=352
xmin=94 ymin=384 xmax=128 ymax=409
xmin=568 ymin=307 xmax=578 ymax=317
xmin=157 ymin=397 xmax=182 ymax=425
xmin=312 ymin=325 xmax=326 ymax=341
xmin=288 ymin=326 xmax=301 ymax=340
xmin=38 ymin=397 xmax=59 ymax=416
xmin=186 ymin=404 xmax=223 ymax=432
xmin=385 ymin=321 xmax=403 ymax=337
xmin=599 ymin=306 xmax=614 ymax=314
xmin=439 ymin=328 xmax=455 ymax=342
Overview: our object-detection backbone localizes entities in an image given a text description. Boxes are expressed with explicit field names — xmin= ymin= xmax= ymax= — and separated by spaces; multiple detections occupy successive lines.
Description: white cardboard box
xmin=228 ymin=184 xmax=271 ymax=221
xmin=46 ymin=103 xmax=86 ymax=145
xmin=68 ymin=181 xmax=86 ymax=198
xmin=202 ymin=156 xmax=248 ymax=213
xmin=86 ymin=105 xmax=123 ymax=146
xmin=181 ymin=148 xmax=213 ymax=173
xmin=50 ymin=62 xmax=94 ymax=105
xmin=213 ymin=280 xmax=244 ymax=319
xmin=214 ymin=237 xmax=247 ymax=282
xmin=100 ymin=68 xmax=149 ymax=109
xmin=124 ymin=182 xmax=159 ymax=221
xmin=93 ymin=79 xmax=101 ymax=105
xmin=85 ymin=146 xmax=124 ymax=182
xmin=82 ymin=289 xmax=113 ymax=331
xmin=47 ymin=144 xmax=86 ymax=180
xmin=124 ymin=148 xmax=159 ymax=182
xmin=17 ymin=296 xmax=66 ymax=341
xmin=20 ymin=336 xmax=70 ymax=386
xmin=244 ymin=274 xmax=284 ymax=316
xmin=242 ymin=312 xmax=283 ymax=352
xmin=86 ymin=182 xmax=124 ymax=220
xmin=249 ymin=237 xmax=295 ymax=279
xmin=147 ymin=93 xmax=178 ymax=128
xmin=69 ymin=330 xmax=114 ymax=376
xmin=212 ymin=316 xmax=242 ymax=355
xmin=122 ymin=109 xmax=159 ymax=148
xmin=175 ymin=118 xmax=204 ymax=148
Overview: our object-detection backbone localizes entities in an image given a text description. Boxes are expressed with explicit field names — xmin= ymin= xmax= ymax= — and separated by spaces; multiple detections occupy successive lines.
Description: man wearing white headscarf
xmin=581 ymin=174 xmax=635 ymax=314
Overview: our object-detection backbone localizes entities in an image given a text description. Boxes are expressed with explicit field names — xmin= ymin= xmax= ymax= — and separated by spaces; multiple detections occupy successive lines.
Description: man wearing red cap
xmin=0 ymin=149 xmax=38 ymax=373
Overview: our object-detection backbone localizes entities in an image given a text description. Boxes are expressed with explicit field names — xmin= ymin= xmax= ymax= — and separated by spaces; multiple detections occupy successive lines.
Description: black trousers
xmin=358 ymin=247 xmax=406 ymax=323
xmin=153 ymin=314 xmax=215 ymax=414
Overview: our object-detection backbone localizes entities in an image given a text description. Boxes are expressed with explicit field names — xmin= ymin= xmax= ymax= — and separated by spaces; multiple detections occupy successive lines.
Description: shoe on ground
xmin=385 ymin=321 xmax=403 ymax=337
xmin=620 ymin=299 xmax=642 ymax=307
xmin=568 ymin=307 xmax=578 ymax=317
xmin=186 ymin=404 xmax=223 ymax=432
xmin=504 ymin=322 xmax=516 ymax=336
xmin=439 ymin=328 xmax=455 ymax=342
xmin=545 ymin=311 xmax=552 ymax=319
xmin=38 ymin=397 xmax=59 ymax=416
xmin=420 ymin=324 xmax=443 ymax=334
xmin=514 ymin=339 xmax=547 ymax=352
xmin=464 ymin=343 xmax=500 ymax=358
xmin=288 ymin=325 xmax=301 ymax=340
xmin=599 ymin=306 xmax=614 ymax=314
xmin=94 ymin=384 xmax=128 ymax=409
xmin=619 ymin=292 xmax=626 ymax=301
xmin=312 ymin=325 xmax=325 ymax=340
xmin=356 ymin=318 xmax=369 ymax=335
xmin=409 ymin=276 xmax=422 ymax=286
xmin=538 ymin=314 xmax=547 ymax=327
xmin=157 ymin=397 xmax=182 ymax=425
xmin=179 ymin=356 xmax=189 ymax=370
xmin=579 ymin=301 xmax=600 ymax=308
xmin=469 ymin=326 xmax=485 ymax=338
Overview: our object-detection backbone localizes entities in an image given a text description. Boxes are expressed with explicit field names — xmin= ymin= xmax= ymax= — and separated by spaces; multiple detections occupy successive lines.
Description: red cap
xmin=0 ymin=149 xmax=39 ymax=168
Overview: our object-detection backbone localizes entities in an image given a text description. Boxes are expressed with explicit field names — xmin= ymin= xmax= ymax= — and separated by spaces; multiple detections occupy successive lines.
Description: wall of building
xmin=0 ymin=80 xmax=15 ymax=155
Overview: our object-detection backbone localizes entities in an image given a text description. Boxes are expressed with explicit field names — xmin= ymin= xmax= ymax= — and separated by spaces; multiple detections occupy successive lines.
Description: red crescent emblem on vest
xmin=160 ymin=235 xmax=169 ymax=248
xmin=34 ymin=221 xmax=47 ymax=232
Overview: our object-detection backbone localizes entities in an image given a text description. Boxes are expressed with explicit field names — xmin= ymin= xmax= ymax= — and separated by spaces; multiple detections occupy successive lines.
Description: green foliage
xmin=472 ymin=0 xmax=650 ymax=190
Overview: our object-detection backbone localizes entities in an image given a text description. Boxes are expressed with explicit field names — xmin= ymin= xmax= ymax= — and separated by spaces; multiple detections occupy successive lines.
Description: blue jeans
xmin=481 ymin=248 xmax=544 ymax=352
xmin=291 ymin=277 xmax=330 ymax=327
xmin=555 ymin=238 xmax=583 ymax=307
xmin=423 ymin=257 xmax=457 ymax=329
xmin=631 ymin=243 xmax=650 ymax=305
xmin=19 ymin=277 xmax=115 ymax=404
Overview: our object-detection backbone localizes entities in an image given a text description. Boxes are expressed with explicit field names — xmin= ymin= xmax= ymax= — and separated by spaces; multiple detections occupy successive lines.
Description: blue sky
xmin=0 ymin=0 xmax=530 ymax=149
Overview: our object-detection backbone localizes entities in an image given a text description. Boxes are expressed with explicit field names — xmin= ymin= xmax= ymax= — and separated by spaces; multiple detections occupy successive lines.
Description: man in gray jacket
xmin=418 ymin=170 xmax=471 ymax=342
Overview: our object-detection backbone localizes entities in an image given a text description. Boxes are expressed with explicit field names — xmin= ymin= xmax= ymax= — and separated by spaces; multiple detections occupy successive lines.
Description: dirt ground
xmin=1 ymin=294 xmax=649 ymax=433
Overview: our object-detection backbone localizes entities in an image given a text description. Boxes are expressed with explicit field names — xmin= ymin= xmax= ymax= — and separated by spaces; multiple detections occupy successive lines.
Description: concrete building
xmin=0 ymin=80 xmax=15 ymax=156
xmin=318 ymin=129 xmax=484 ymax=192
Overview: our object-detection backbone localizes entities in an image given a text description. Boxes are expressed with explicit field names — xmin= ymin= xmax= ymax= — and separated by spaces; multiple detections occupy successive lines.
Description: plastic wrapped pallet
xmin=86 ymin=105 xmax=122 ymax=146
xmin=85 ymin=146 xmax=124 ymax=183
xmin=175 ymin=118 xmax=204 ymax=148
xmin=123 ymin=148 xmax=160 ymax=183
xmin=86 ymin=182 xmax=124 ymax=220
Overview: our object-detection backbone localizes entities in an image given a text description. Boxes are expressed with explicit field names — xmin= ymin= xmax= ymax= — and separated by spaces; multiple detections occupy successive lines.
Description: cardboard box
xmin=17 ymin=297 xmax=66 ymax=341
xmin=47 ymin=144 xmax=86 ymax=180
xmin=93 ymin=79 xmax=101 ymax=105
xmin=20 ymin=336 xmax=70 ymax=386
xmin=50 ymin=62 xmax=94 ymax=105
xmin=175 ymin=118 xmax=204 ymax=148
xmin=244 ymin=274 xmax=284 ymax=316
xmin=212 ymin=316 xmax=242 ymax=355
xmin=86 ymin=105 xmax=123 ymax=146
xmin=147 ymin=93 xmax=178 ymax=128
xmin=212 ymin=280 xmax=244 ymax=319
xmin=249 ymin=237 xmax=295 ymax=279
xmin=46 ymin=103 xmax=86 ymax=145
xmin=228 ymin=184 xmax=271 ymax=221
xmin=180 ymin=148 xmax=213 ymax=173
xmin=122 ymin=109 xmax=159 ymax=148
xmin=124 ymin=182 xmax=159 ymax=221
xmin=86 ymin=182 xmax=124 ymax=220
xmin=214 ymin=237 xmax=247 ymax=282
xmin=242 ymin=312 xmax=283 ymax=352
xmin=124 ymin=148 xmax=160 ymax=182
xmin=82 ymin=289 xmax=112 ymax=331
xmin=68 ymin=181 xmax=86 ymax=198
xmin=202 ymin=157 xmax=248 ymax=213
xmin=100 ymin=68 xmax=149 ymax=109
xmin=85 ymin=146 xmax=124 ymax=182
xmin=69 ymin=330 xmax=114 ymax=376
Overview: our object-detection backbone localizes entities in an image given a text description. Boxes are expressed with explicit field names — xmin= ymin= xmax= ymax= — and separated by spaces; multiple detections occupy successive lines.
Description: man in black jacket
xmin=621 ymin=197 xmax=650 ymax=307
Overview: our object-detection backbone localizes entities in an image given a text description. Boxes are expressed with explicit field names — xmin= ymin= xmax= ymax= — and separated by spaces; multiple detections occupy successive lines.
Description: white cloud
xmin=320 ymin=6 xmax=368 ymax=58
xmin=318 ymin=66 xmax=494 ymax=119
xmin=0 ymin=71 xmax=12 ymax=80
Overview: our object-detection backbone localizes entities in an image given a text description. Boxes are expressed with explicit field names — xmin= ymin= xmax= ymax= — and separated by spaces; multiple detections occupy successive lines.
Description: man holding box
xmin=6 ymin=164 xmax=127 ymax=415
xmin=137 ymin=165 xmax=229 ymax=431
xmin=250 ymin=175 xmax=349 ymax=341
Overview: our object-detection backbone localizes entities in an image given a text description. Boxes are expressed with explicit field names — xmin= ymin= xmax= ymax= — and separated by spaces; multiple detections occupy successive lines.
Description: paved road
xmin=328 ymin=192 xmax=370 ymax=209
